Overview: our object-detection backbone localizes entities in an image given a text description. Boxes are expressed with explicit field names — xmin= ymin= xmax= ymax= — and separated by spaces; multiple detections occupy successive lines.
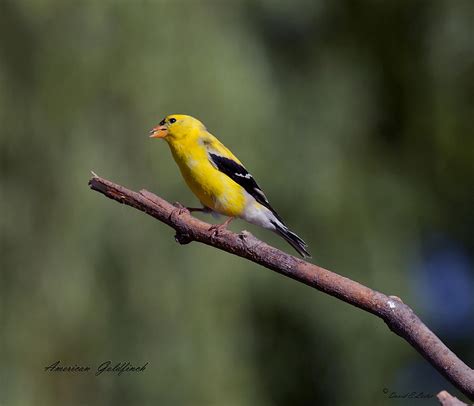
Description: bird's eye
xmin=169 ymin=118 xmax=177 ymax=124
xmin=159 ymin=119 xmax=166 ymax=126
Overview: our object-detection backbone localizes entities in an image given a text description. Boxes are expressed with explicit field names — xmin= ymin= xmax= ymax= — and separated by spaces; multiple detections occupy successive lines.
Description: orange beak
xmin=149 ymin=125 xmax=168 ymax=138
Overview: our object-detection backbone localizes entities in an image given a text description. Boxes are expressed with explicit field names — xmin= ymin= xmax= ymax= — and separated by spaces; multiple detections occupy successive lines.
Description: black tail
xmin=272 ymin=221 xmax=311 ymax=258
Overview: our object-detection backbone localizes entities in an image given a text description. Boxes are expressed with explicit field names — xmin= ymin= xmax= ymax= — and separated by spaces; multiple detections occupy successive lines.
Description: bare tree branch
xmin=88 ymin=174 xmax=474 ymax=401
xmin=437 ymin=391 xmax=470 ymax=406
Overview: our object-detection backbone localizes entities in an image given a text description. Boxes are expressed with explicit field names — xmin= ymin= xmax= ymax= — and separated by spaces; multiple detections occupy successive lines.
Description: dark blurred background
xmin=1 ymin=1 xmax=473 ymax=405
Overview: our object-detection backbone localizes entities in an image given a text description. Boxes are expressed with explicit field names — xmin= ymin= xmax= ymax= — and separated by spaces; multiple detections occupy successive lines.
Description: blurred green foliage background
xmin=1 ymin=0 xmax=473 ymax=405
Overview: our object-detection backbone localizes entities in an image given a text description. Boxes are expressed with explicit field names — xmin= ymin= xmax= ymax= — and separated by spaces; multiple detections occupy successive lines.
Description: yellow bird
xmin=149 ymin=114 xmax=310 ymax=258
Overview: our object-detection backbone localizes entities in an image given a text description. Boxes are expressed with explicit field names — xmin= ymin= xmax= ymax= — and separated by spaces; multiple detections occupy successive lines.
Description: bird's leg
xmin=209 ymin=217 xmax=234 ymax=237
xmin=171 ymin=204 xmax=213 ymax=219
xmin=187 ymin=206 xmax=212 ymax=213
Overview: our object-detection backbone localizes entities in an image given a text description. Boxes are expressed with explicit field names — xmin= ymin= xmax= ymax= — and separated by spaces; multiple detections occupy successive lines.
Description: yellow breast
xmin=167 ymin=137 xmax=246 ymax=217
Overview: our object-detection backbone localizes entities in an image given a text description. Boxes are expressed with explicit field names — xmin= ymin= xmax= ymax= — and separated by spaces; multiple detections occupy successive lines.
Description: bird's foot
xmin=209 ymin=217 xmax=234 ymax=238
xmin=209 ymin=223 xmax=226 ymax=238
xmin=170 ymin=202 xmax=189 ymax=219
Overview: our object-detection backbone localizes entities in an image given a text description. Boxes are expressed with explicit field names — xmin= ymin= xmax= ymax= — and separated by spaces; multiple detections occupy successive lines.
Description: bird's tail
xmin=271 ymin=220 xmax=311 ymax=258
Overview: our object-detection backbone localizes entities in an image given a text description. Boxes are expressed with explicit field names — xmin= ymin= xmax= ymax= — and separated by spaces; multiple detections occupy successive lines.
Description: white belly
xmin=239 ymin=192 xmax=277 ymax=230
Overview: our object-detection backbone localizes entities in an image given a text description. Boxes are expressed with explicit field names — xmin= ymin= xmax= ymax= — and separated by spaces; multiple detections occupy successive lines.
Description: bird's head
xmin=149 ymin=114 xmax=206 ymax=141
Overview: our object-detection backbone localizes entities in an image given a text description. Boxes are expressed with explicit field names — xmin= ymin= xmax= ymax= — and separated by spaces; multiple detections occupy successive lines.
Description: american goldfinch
xmin=149 ymin=114 xmax=310 ymax=258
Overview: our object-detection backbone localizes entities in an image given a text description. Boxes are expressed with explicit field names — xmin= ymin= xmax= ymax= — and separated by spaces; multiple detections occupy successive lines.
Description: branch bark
xmin=88 ymin=174 xmax=474 ymax=401
xmin=437 ymin=391 xmax=470 ymax=406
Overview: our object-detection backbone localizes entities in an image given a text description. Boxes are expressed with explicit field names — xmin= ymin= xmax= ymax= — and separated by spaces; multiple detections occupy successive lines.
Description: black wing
xmin=208 ymin=153 xmax=283 ymax=222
